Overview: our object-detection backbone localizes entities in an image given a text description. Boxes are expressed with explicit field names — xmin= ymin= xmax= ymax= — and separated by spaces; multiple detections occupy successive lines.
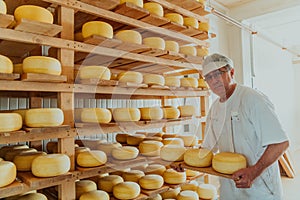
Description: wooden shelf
xmin=0 ymin=13 xmax=14 ymax=28
xmin=0 ymin=181 xmax=29 ymax=199
xmin=0 ymin=73 xmax=20 ymax=80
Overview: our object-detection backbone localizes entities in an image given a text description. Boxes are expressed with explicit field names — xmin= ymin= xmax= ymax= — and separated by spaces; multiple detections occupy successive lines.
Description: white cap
xmin=202 ymin=53 xmax=234 ymax=76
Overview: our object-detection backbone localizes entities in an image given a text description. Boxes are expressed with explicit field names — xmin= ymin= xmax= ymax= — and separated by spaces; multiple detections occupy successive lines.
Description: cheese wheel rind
xmin=0 ymin=113 xmax=22 ymax=132
xmin=81 ymin=108 xmax=112 ymax=123
xmin=139 ymin=107 xmax=163 ymax=120
xmin=78 ymin=66 xmax=111 ymax=80
xmin=82 ymin=21 xmax=113 ymax=39
xmin=0 ymin=161 xmax=17 ymax=187
xmin=112 ymin=108 xmax=141 ymax=122
xmin=79 ymin=190 xmax=109 ymax=200
xmin=76 ymin=180 xmax=97 ymax=199
xmin=23 ymin=56 xmax=62 ymax=75
xmin=77 ymin=150 xmax=107 ymax=167
xmin=14 ymin=5 xmax=53 ymax=24
xmin=115 ymin=30 xmax=142 ymax=44
xmin=184 ymin=148 xmax=213 ymax=167
xmin=98 ymin=175 xmax=124 ymax=193
xmin=25 ymin=108 xmax=64 ymax=127
xmin=212 ymin=152 xmax=247 ymax=174
xmin=0 ymin=0 xmax=7 ymax=14
xmin=111 ymin=146 xmax=139 ymax=160
xmin=113 ymin=182 xmax=141 ymax=200
xmin=139 ymin=174 xmax=164 ymax=190
xmin=0 ymin=54 xmax=13 ymax=73
xmin=143 ymin=2 xmax=164 ymax=17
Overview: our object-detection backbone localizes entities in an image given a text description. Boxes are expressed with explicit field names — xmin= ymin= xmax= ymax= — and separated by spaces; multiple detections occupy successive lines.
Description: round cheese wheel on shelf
xmin=5 ymin=148 xmax=37 ymax=161
xmin=212 ymin=152 xmax=247 ymax=174
xmin=179 ymin=46 xmax=197 ymax=56
xmin=17 ymin=193 xmax=47 ymax=200
xmin=113 ymin=181 xmax=141 ymax=200
xmin=197 ymin=183 xmax=217 ymax=200
xmin=198 ymin=78 xmax=208 ymax=88
xmin=81 ymin=108 xmax=112 ymax=123
xmin=111 ymin=146 xmax=139 ymax=160
xmin=143 ymin=37 xmax=165 ymax=50
xmin=160 ymin=145 xmax=186 ymax=161
xmin=0 ymin=54 xmax=13 ymax=73
xmin=79 ymin=190 xmax=109 ymax=200
xmin=178 ymin=134 xmax=197 ymax=147
xmin=76 ymin=180 xmax=97 ymax=199
xmin=0 ymin=0 xmax=7 ymax=14
xmin=165 ymin=41 xmax=179 ymax=53
xmin=180 ymin=77 xmax=198 ymax=88
xmin=0 ymin=113 xmax=22 ymax=132
xmin=139 ymin=140 xmax=163 ymax=157
xmin=164 ymin=76 xmax=180 ymax=87
xmin=122 ymin=170 xmax=145 ymax=183
xmin=162 ymin=106 xmax=180 ymax=119
xmin=77 ymin=150 xmax=107 ymax=167
xmin=0 ymin=161 xmax=16 ymax=187
xmin=116 ymin=133 xmax=128 ymax=144
xmin=178 ymin=105 xmax=196 ymax=117
xmin=163 ymin=168 xmax=186 ymax=184
xmin=162 ymin=138 xmax=184 ymax=146
xmin=98 ymin=175 xmax=124 ymax=193
xmin=126 ymin=134 xmax=145 ymax=146
xmin=144 ymin=164 xmax=166 ymax=176
xmin=0 ymin=144 xmax=29 ymax=158
xmin=164 ymin=13 xmax=183 ymax=25
xmin=96 ymin=142 xmax=121 ymax=156
xmin=112 ymin=108 xmax=141 ymax=122
xmin=143 ymin=2 xmax=164 ymax=17
xmin=13 ymin=151 xmax=47 ymax=171
xmin=147 ymin=194 xmax=162 ymax=200
xmin=12 ymin=109 xmax=27 ymax=123
xmin=143 ymin=74 xmax=165 ymax=86
xmin=184 ymin=148 xmax=213 ymax=167
xmin=82 ymin=21 xmax=113 ymax=39
xmin=14 ymin=5 xmax=53 ymax=23
xmin=115 ymin=30 xmax=142 ymax=44
xmin=177 ymin=190 xmax=199 ymax=200
xmin=160 ymin=187 xmax=180 ymax=199
xmin=78 ymin=66 xmax=111 ymax=80
xmin=196 ymin=47 xmax=209 ymax=57
xmin=183 ymin=17 xmax=199 ymax=29
xmin=117 ymin=71 xmax=143 ymax=84
xmin=198 ymin=22 xmax=210 ymax=32
xmin=23 ymin=56 xmax=62 ymax=75
xmin=139 ymin=174 xmax=164 ymax=190
xmin=75 ymin=147 xmax=90 ymax=160
xmin=120 ymin=0 xmax=143 ymax=7
xmin=25 ymin=108 xmax=64 ymax=127
xmin=139 ymin=107 xmax=163 ymax=120
xmin=180 ymin=180 xmax=198 ymax=191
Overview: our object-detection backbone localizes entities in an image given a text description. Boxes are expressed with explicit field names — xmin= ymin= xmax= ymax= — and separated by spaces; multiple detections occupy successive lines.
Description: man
xmin=201 ymin=53 xmax=289 ymax=200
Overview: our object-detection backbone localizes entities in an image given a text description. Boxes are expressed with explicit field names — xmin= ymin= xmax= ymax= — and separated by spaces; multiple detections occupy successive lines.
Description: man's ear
xmin=230 ymin=68 xmax=235 ymax=78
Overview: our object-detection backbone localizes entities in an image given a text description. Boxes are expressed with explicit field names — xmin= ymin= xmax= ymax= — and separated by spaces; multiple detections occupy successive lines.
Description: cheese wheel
xmin=198 ymin=78 xmax=208 ymax=88
xmin=126 ymin=134 xmax=145 ymax=145
xmin=160 ymin=145 xmax=186 ymax=161
xmin=23 ymin=56 xmax=62 ymax=75
xmin=139 ymin=107 xmax=163 ymax=120
xmin=0 ymin=113 xmax=22 ymax=132
xmin=0 ymin=0 xmax=7 ymax=14
xmin=181 ymin=180 xmax=198 ymax=191
xmin=112 ymin=146 xmax=139 ymax=160
xmin=161 ymin=187 xmax=181 ymax=199
xmin=178 ymin=105 xmax=196 ymax=117
xmin=76 ymin=180 xmax=97 ymax=199
xmin=0 ymin=161 xmax=16 ymax=187
xmin=139 ymin=174 xmax=164 ymax=190
xmin=162 ymin=106 xmax=180 ymax=119
xmin=77 ymin=150 xmax=107 ymax=167
xmin=117 ymin=71 xmax=143 ymax=84
xmin=75 ymin=147 xmax=90 ymax=160
xmin=98 ymin=175 xmax=124 ymax=193
xmin=196 ymin=47 xmax=209 ymax=57
xmin=31 ymin=154 xmax=70 ymax=177
xmin=115 ymin=30 xmax=142 ymax=44
xmin=143 ymin=74 xmax=165 ymax=86
xmin=144 ymin=164 xmax=166 ymax=176
xmin=14 ymin=5 xmax=53 ymax=24
xmin=164 ymin=76 xmax=180 ymax=87
xmin=13 ymin=63 xmax=23 ymax=74
xmin=198 ymin=22 xmax=210 ymax=32
xmin=79 ymin=190 xmax=109 ymax=200
xmin=112 ymin=108 xmax=141 ymax=122
xmin=116 ymin=133 xmax=128 ymax=144
xmin=165 ymin=41 xmax=179 ymax=53
xmin=212 ymin=152 xmax=247 ymax=174
xmin=139 ymin=141 xmax=163 ymax=157
xmin=162 ymin=133 xmax=178 ymax=139
xmin=120 ymin=0 xmax=143 ymax=7
xmin=177 ymin=190 xmax=199 ymax=200
xmin=113 ymin=182 xmax=140 ymax=200
xmin=183 ymin=17 xmax=199 ymax=29
xmin=17 ymin=193 xmax=47 ymax=200
xmin=0 ymin=157 xmax=2 ymax=162
xmin=179 ymin=46 xmax=197 ymax=56
xmin=163 ymin=169 xmax=186 ymax=184
xmin=0 ymin=54 xmax=13 ymax=73
xmin=81 ymin=108 xmax=112 ymax=123
xmin=143 ymin=37 xmax=165 ymax=50
xmin=74 ymin=32 xmax=84 ymax=42
xmin=178 ymin=134 xmax=197 ymax=147
xmin=5 ymin=148 xmax=37 ymax=161
xmin=184 ymin=148 xmax=213 ymax=167
xmin=13 ymin=151 xmax=47 ymax=171
xmin=78 ymin=66 xmax=111 ymax=80
xmin=25 ymin=108 xmax=64 ymax=127
xmin=143 ymin=2 xmax=164 ymax=17
xmin=148 ymin=194 xmax=162 ymax=200
xmin=95 ymin=142 xmax=121 ymax=156
xmin=197 ymin=184 xmax=217 ymax=200
xmin=164 ymin=13 xmax=183 ymax=25
xmin=0 ymin=144 xmax=29 ymax=158
xmin=82 ymin=21 xmax=113 ymax=39
xmin=12 ymin=109 xmax=27 ymax=123
xmin=180 ymin=77 xmax=198 ymax=88
xmin=122 ymin=170 xmax=145 ymax=183
xmin=162 ymin=138 xmax=184 ymax=146
xmin=185 ymin=170 xmax=200 ymax=177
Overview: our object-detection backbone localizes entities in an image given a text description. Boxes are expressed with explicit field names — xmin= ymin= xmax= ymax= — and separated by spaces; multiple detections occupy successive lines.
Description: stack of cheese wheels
xmin=143 ymin=2 xmax=164 ymax=17
xmin=75 ymin=147 xmax=90 ymax=160
xmin=144 ymin=164 xmax=166 ymax=176
xmin=0 ymin=161 xmax=16 ymax=187
xmin=98 ymin=175 xmax=124 ymax=193
xmin=178 ymin=105 xmax=196 ymax=117
xmin=139 ymin=174 xmax=164 ymax=190
xmin=143 ymin=37 xmax=165 ymax=50
xmin=162 ymin=138 xmax=184 ymax=146
xmin=162 ymin=106 xmax=180 ymax=119
xmin=198 ymin=78 xmax=208 ymax=89
xmin=77 ymin=150 xmax=107 ymax=167
xmin=31 ymin=154 xmax=70 ymax=177
xmin=113 ymin=181 xmax=141 ymax=200
xmin=23 ymin=56 xmax=62 ymax=75
xmin=120 ymin=0 xmax=143 ymax=7
xmin=79 ymin=190 xmax=109 ymax=200
xmin=198 ymin=22 xmax=210 ymax=32
xmin=184 ymin=148 xmax=213 ymax=167
xmin=163 ymin=168 xmax=186 ymax=184
xmin=96 ymin=142 xmax=122 ymax=156
xmin=14 ymin=5 xmax=53 ymax=23
xmin=13 ymin=63 xmax=23 ymax=74
xmin=126 ymin=134 xmax=145 ymax=146
xmin=180 ymin=77 xmax=198 ymax=88
xmin=13 ymin=151 xmax=47 ymax=171
xmin=116 ymin=133 xmax=128 ymax=144
xmin=160 ymin=145 xmax=186 ymax=161
xmin=183 ymin=17 xmax=199 ymax=29
xmin=143 ymin=74 xmax=165 ymax=86
xmin=0 ymin=54 xmax=13 ymax=73
xmin=25 ymin=108 xmax=64 ymax=127
xmin=164 ymin=13 xmax=184 ymax=25
xmin=196 ymin=47 xmax=209 ymax=57
xmin=178 ymin=134 xmax=197 ymax=147
xmin=179 ymin=46 xmax=197 ymax=56
xmin=0 ymin=144 xmax=29 ymax=158
xmin=139 ymin=107 xmax=163 ymax=120
xmin=177 ymin=190 xmax=199 ymax=200
xmin=165 ymin=41 xmax=179 ymax=53
xmin=181 ymin=180 xmax=198 ymax=191
xmin=112 ymin=146 xmax=139 ymax=160
xmin=113 ymin=108 xmax=141 ymax=122
xmin=164 ymin=76 xmax=180 ymax=87
xmin=122 ymin=170 xmax=145 ymax=183
xmin=161 ymin=187 xmax=181 ymax=199
xmin=76 ymin=180 xmax=97 ymax=199
xmin=0 ymin=0 xmax=7 ymax=14
xmin=80 ymin=108 xmax=112 ymax=123
xmin=197 ymin=183 xmax=217 ymax=200
xmin=0 ymin=113 xmax=22 ymax=132
xmin=117 ymin=71 xmax=143 ymax=84
xmin=82 ymin=21 xmax=113 ymax=39
xmin=5 ymin=148 xmax=37 ymax=161
xmin=115 ymin=30 xmax=142 ymax=44
xmin=78 ymin=66 xmax=111 ymax=80
xmin=212 ymin=152 xmax=247 ymax=174
xmin=139 ymin=140 xmax=163 ymax=156
xmin=17 ymin=193 xmax=48 ymax=200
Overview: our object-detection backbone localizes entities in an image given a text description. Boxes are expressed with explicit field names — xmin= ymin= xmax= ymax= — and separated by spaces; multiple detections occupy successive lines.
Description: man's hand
xmin=232 ymin=166 xmax=260 ymax=188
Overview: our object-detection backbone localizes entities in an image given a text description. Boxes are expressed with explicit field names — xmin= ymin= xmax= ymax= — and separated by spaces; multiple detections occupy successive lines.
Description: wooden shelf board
xmin=161 ymin=21 xmax=187 ymax=32
xmin=114 ymin=2 xmax=149 ymax=20
xmin=110 ymin=61 xmax=150 ymax=71
xmin=108 ymin=156 xmax=149 ymax=170
xmin=180 ymin=26 xmax=203 ymax=37
xmin=23 ymin=125 xmax=71 ymax=134
xmin=159 ymin=51 xmax=185 ymax=60
xmin=108 ymin=58 xmax=137 ymax=68
xmin=140 ymin=48 xmax=168 ymax=57
xmin=75 ymin=165 xmax=112 ymax=179
xmin=21 ymin=73 xmax=67 ymax=83
xmin=0 ymin=40 xmax=39 ymax=58
xmin=114 ymin=42 xmax=151 ymax=54
xmin=176 ymin=55 xmax=203 ymax=64
xmin=78 ymin=79 xmax=118 ymax=86
xmin=192 ymin=32 xmax=209 ymax=40
xmin=0 ymin=13 xmax=14 ymax=28
xmin=75 ymin=53 xmax=115 ymax=65
xmin=78 ymin=0 xmax=119 ymax=10
xmin=83 ymin=35 xmax=122 ymax=48
xmin=141 ymin=185 xmax=169 ymax=197
xmin=191 ymin=6 xmax=211 ymax=16
xmin=0 ymin=73 xmax=20 ymax=80
xmin=0 ymin=181 xmax=29 ymax=199
xmin=140 ymin=14 xmax=170 ymax=26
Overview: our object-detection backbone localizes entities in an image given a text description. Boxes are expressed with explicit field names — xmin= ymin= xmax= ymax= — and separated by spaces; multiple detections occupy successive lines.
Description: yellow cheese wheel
xmin=122 ymin=170 xmax=145 ymax=183
xmin=184 ymin=148 xmax=213 ymax=167
xmin=160 ymin=145 xmax=186 ymax=162
xmin=180 ymin=77 xmax=198 ymax=88
xmin=139 ymin=107 xmax=163 ymax=120
xmin=113 ymin=182 xmax=141 ymax=200
xmin=115 ymin=30 xmax=142 ymax=44
xmin=183 ymin=17 xmax=199 ymax=29
xmin=163 ymin=169 xmax=186 ymax=184
xmin=23 ymin=56 xmax=62 ymax=75
xmin=196 ymin=184 xmax=217 ymax=200
xmin=177 ymin=190 xmax=199 ymax=200
xmin=180 ymin=180 xmax=198 ymax=191
xmin=76 ymin=180 xmax=97 ymax=199
xmin=14 ymin=5 xmax=53 ymax=24
xmin=12 ymin=109 xmax=27 ymax=123
xmin=148 ymin=194 xmax=162 ymax=200
xmin=164 ymin=76 xmax=180 ymax=87
xmin=178 ymin=134 xmax=197 ymax=147
xmin=120 ymin=0 xmax=143 ymax=7
xmin=74 ymin=32 xmax=84 ymax=42
xmin=0 ymin=144 xmax=29 ymax=158
xmin=185 ymin=170 xmax=200 ymax=177
xmin=82 ymin=21 xmax=113 ymax=39
xmin=77 ymin=150 xmax=107 ymax=167
xmin=198 ymin=22 xmax=210 ymax=32
xmin=17 ymin=193 xmax=47 ymax=200
xmin=161 ymin=187 xmax=181 ymax=199
xmin=81 ymin=108 xmax=112 ymax=123
xmin=112 ymin=146 xmax=139 ymax=160
xmin=162 ymin=106 xmax=180 ymax=119
xmin=179 ymin=46 xmax=197 ymax=56
xmin=162 ymin=138 xmax=184 ymax=146
xmin=0 ymin=113 xmax=22 ymax=132
xmin=5 ymin=148 xmax=37 ymax=162
xmin=212 ymin=152 xmax=247 ymax=174
xmin=78 ymin=66 xmax=111 ymax=80
xmin=0 ymin=161 xmax=16 ymax=187
xmin=143 ymin=2 xmax=164 ymax=17
xmin=139 ymin=174 xmax=164 ymax=190
xmin=117 ymin=71 xmax=143 ymax=84
xmin=164 ymin=13 xmax=183 ymax=25
xmin=116 ymin=133 xmax=128 ymax=144
xmin=95 ymin=142 xmax=121 ymax=156
xmin=0 ymin=157 xmax=2 ymax=162
xmin=0 ymin=54 xmax=13 ymax=73
xmin=196 ymin=47 xmax=209 ymax=57
xmin=126 ymin=134 xmax=145 ymax=145
xmin=13 ymin=151 xmax=47 ymax=171
xmin=13 ymin=63 xmax=23 ymax=74
xmin=112 ymin=108 xmax=141 ymax=122
xmin=75 ymin=147 xmax=90 ymax=160
xmin=178 ymin=105 xmax=196 ymax=117
xmin=165 ymin=41 xmax=179 ymax=53
xmin=139 ymin=140 xmax=163 ymax=157
xmin=143 ymin=74 xmax=165 ymax=86
xmin=198 ymin=78 xmax=208 ymax=88
xmin=79 ymin=190 xmax=109 ymax=200
xmin=0 ymin=0 xmax=7 ymax=14
xmin=98 ymin=175 xmax=124 ymax=193
xmin=144 ymin=164 xmax=166 ymax=176
xmin=25 ymin=108 xmax=64 ymax=127
xmin=31 ymin=154 xmax=70 ymax=177
xmin=143 ymin=37 xmax=165 ymax=50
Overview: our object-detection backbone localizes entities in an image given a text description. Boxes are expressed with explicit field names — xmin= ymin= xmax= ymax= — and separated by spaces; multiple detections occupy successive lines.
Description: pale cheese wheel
xmin=13 ymin=151 xmax=47 ymax=171
xmin=197 ymin=184 xmax=217 ymax=200
xmin=81 ymin=108 xmax=112 ymax=123
xmin=196 ymin=47 xmax=209 ymax=57
xmin=120 ymin=0 xmax=143 ymax=7
xmin=5 ymin=148 xmax=37 ymax=161
xmin=23 ymin=56 xmax=62 ymax=75
xmin=139 ymin=140 xmax=163 ymax=157
xmin=13 ymin=63 xmax=23 ymax=74
xmin=113 ymin=182 xmax=140 ymax=200
xmin=143 ymin=37 xmax=165 ymax=50
xmin=178 ymin=134 xmax=197 ymax=147
xmin=161 ymin=187 xmax=181 ymax=199
xmin=0 ymin=113 xmax=22 ymax=132
xmin=177 ymin=190 xmax=199 ymax=200
xmin=78 ymin=66 xmax=111 ymax=80
xmin=115 ymin=30 xmax=142 ymax=44
xmin=0 ymin=144 xmax=29 ymax=158
xmin=180 ymin=180 xmax=198 ymax=191
xmin=0 ymin=161 xmax=16 ymax=187
xmin=198 ymin=78 xmax=208 ymax=88
xmin=95 ymin=142 xmax=121 ymax=156
xmin=122 ymin=170 xmax=145 ymax=183
xmin=144 ymin=164 xmax=166 ymax=176
xmin=179 ymin=46 xmax=197 ymax=56
xmin=0 ymin=54 xmax=13 ymax=73
xmin=164 ymin=76 xmax=180 ymax=87
xmin=79 ymin=190 xmax=109 ymax=200
xmin=139 ymin=174 xmax=164 ymax=190
xmin=98 ymin=175 xmax=124 ymax=193
xmin=198 ymin=22 xmax=210 ymax=32
xmin=77 ymin=150 xmax=107 ymax=167
xmin=160 ymin=145 xmax=186 ymax=161
xmin=139 ymin=107 xmax=163 ymax=120
xmin=82 ymin=21 xmax=113 ymax=39
xmin=143 ymin=2 xmax=164 ymax=17
xmin=212 ymin=152 xmax=247 ymax=174
xmin=14 ymin=5 xmax=53 ymax=24
xmin=0 ymin=0 xmax=7 ymax=14
xmin=164 ymin=13 xmax=183 ymax=25
xmin=163 ymin=169 xmax=186 ymax=184
xmin=185 ymin=170 xmax=200 ymax=177
xmin=184 ymin=148 xmax=213 ymax=167
xmin=76 ymin=180 xmax=97 ymax=199
xmin=162 ymin=106 xmax=180 ymax=119
xmin=162 ymin=138 xmax=184 ymax=146
xmin=165 ymin=41 xmax=179 ymax=53
xmin=0 ymin=157 xmax=2 ymax=162
xmin=183 ymin=17 xmax=199 ymax=29
xmin=180 ymin=77 xmax=198 ymax=88
xmin=112 ymin=146 xmax=139 ymax=160
xmin=17 ymin=193 xmax=47 ymax=200
xmin=12 ymin=109 xmax=27 ymax=123
xmin=148 ymin=194 xmax=162 ymax=200
xmin=31 ymin=154 xmax=70 ymax=177
xmin=143 ymin=74 xmax=165 ymax=86
xmin=178 ymin=105 xmax=196 ymax=117
xmin=117 ymin=71 xmax=143 ymax=84
xmin=116 ymin=133 xmax=128 ymax=144
xmin=127 ymin=134 xmax=145 ymax=145
xmin=25 ymin=108 xmax=64 ymax=127
xmin=75 ymin=147 xmax=90 ymax=160
xmin=113 ymin=108 xmax=141 ymax=122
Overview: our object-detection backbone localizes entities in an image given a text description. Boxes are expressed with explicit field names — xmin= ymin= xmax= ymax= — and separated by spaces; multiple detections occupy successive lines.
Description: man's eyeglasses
xmin=204 ymin=69 xmax=229 ymax=81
